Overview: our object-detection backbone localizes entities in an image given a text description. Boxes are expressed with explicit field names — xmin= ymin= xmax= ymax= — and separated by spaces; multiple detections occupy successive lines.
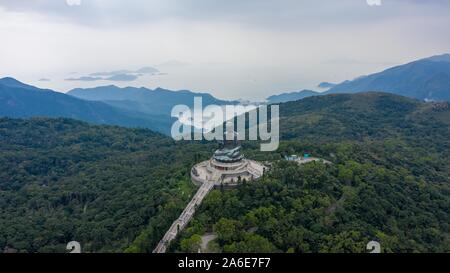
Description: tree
xmin=180 ymin=234 xmax=202 ymax=253
xmin=214 ymin=218 xmax=241 ymax=243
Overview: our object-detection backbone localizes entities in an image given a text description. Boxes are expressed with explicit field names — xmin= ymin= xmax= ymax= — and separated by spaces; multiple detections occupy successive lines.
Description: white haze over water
xmin=1 ymin=0 xmax=450 ymax=100
xmin=179 ymin=105 xmax=257 ymax=132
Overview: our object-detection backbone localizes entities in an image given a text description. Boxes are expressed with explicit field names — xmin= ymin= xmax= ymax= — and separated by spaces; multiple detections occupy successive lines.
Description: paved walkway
xmin=153 ymin=182 xmax=214 ymax=253
xmin=200 ymin=233 xmax=218 ymax=253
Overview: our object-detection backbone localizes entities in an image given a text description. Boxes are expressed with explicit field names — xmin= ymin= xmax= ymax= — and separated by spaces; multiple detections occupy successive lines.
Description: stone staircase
xmin=153 ymin=182 xmax=214 ymax=253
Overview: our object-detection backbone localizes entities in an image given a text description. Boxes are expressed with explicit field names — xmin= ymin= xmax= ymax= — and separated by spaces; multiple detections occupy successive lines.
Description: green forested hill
xmin=1 ymin=92 xmax=449 ymax=253
xmin=279 ymin=92 xmax=449 ymax=141
xmin=169 ymin=92 xmax=450 ymax=253
xmin=0 ymin=118 xmax=214 ymax=253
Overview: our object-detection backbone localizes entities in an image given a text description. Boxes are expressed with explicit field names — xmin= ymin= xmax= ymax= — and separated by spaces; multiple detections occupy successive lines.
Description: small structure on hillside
xmin=285 ymin=154 xmax=332 ymax=165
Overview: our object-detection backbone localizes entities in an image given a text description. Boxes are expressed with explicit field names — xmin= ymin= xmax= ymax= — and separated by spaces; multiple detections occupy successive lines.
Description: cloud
xmin=323 ymin=58 xmax=367 ymax=65
xmin=104 ymin=73 xmax=138 ymax=81
xmin=65 ymin=76 xmax=102 ymax=82
xmin=64 ymin=74 xmax=137 ymax=82
xmin=156 ymin=60 xmax=190 ymax=69
xmin=135 ymin=66 xmax=159 ymax=74
xmin=90 ymin=70 xmax=133 ymax=77
xmin=65 ymin=67 xmax=160 ymax=82
xmin=323 ymin=58 xmax=400 ymax=66
xmin=38 ymin=78 xmax=51 ymax=82
xmin=0 ymin=1 xmax=404 ymax=28
xmin=66 ymin=0 xmax=82 ymax=6
xmin=1 ymin=1 xmax=450 ymax=99
xmin=1 ymin=0 xmax=449 ymax=30
xmin=366 ymin=0 xmax=382 ymax=6
xmin=90 ymin=67 xmax=159 ymax=77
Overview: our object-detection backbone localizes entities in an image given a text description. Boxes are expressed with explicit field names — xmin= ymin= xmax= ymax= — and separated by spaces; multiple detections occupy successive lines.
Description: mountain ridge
xmin=266 ymin=89 xmax=321 ymax=104
xmin=324 ymin=54 xmax=450 ymax=101
xmin=0 ymin=77 xmax=173 ymax=134
xmin=68 ymin=85 xmax=238 ymax=116
xmin=266 ymin=54 xmax=450 ymax=104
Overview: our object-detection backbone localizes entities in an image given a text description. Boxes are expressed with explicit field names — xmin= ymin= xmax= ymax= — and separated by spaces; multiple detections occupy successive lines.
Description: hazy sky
xmin=1 ymin=0 xmax=450 ymax=100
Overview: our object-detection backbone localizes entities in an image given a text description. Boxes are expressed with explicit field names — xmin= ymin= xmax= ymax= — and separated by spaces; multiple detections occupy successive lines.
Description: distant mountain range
xmin=267 ymin=54 xmax=450 ymax=103
xmin=2 ymin=53 xmax=450 ymax=135
xmin=68 ymin=85 xmax=236 ymax=115
xmin=324 ymin=54 xmax=450 ymax=101
xmin=0 ymin=78 xmax=171 ymax=134
xmin=266 ymin=90 xmax=320 ymax=104
xmin=0 ymin=78 xmax=239 ymax=135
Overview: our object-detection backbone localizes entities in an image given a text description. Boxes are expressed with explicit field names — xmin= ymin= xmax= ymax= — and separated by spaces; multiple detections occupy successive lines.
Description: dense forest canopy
xmin=0 ymin=118 xmax=214 ymax=252
xmin=0 ymin=92 xmax=449 ymax=253
xmin=168 ymin=92 xmax=450 ymax=253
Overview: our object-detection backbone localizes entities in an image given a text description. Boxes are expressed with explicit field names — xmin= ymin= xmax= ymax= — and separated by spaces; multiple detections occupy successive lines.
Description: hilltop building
xmin=191 ymin=129 xmax=266 ymax=187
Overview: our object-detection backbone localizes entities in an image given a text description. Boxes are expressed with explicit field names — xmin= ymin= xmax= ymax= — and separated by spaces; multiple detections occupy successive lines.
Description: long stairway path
xmin=153 ymin=182 xmax=214 ymax=253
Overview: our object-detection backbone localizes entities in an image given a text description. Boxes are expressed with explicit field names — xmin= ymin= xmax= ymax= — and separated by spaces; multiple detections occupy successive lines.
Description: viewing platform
xmin=191 ymin=158 xmax=265 ymax=187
